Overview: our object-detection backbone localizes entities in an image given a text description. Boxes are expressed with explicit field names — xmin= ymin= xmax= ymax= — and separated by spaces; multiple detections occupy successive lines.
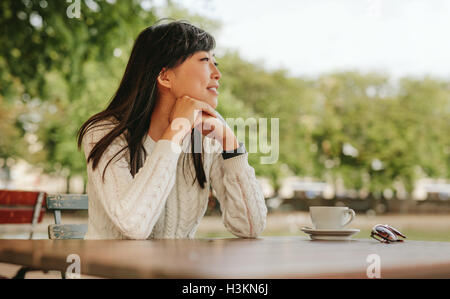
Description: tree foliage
xmin=1 ymin=1 xmax=449 ymax=196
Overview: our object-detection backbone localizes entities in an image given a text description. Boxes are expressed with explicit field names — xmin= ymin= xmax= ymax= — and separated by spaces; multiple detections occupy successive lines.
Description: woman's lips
xmin=207 ymin=87 xmax=219 ymax=95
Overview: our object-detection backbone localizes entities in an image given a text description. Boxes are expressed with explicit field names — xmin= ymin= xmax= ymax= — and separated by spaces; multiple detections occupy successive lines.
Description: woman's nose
xmin=212 ymin=65 xmax=221 ymax=80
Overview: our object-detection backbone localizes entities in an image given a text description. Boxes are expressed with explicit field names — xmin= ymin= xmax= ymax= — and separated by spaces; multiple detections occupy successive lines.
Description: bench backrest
xmin=46 ymin=194 xmax=88 ymax=240
xmin=0 ymin=189 xmax=47 ymax=239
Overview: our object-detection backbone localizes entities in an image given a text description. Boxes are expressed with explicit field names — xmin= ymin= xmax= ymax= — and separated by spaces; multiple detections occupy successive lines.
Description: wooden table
xmin=1 ymin=237 xmax=449 ymax=278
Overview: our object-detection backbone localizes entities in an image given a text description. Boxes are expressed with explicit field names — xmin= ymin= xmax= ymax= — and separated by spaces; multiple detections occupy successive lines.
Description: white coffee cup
xmin=309 ymin=206 xmax=355 ymax=229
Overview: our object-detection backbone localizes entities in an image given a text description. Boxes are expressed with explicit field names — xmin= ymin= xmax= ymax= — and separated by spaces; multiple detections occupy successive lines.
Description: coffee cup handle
xmin=343 ymin=209 xmax=355 ymax=227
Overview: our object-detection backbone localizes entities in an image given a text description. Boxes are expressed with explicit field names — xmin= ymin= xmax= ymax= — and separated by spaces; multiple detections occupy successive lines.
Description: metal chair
xmin=45 ymin=194 xmax=88 ymax=279
xmin=46 ymin=194 xmax=88 ymax=240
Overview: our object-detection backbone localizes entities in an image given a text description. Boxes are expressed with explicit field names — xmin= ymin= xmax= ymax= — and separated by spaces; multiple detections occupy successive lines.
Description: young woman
xmin=77 ymin=20 xmax=267 ymax=240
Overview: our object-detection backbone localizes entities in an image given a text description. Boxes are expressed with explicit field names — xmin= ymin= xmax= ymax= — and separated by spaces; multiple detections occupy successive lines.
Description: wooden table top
xmin=1 ymin=237 xmax=449 ymax=278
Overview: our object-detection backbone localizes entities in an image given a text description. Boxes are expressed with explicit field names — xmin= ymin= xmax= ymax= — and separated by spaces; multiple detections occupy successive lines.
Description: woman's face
xmin=167 ymin=50 xmax=221 ymax=109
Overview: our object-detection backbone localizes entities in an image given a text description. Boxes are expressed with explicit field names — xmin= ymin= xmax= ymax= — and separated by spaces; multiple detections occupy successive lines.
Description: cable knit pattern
xmin=209 ymin=143 xmax=268 ymax=238
xmin=82 ymin=118 xmax=267 ymax=240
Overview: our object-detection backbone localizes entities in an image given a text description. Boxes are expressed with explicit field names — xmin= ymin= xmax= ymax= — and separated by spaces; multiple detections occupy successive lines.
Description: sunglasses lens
xmin=374 ymin=226 xmax=397 ymax=241
xmin=386 ymin=225 xmax=406 ymax=238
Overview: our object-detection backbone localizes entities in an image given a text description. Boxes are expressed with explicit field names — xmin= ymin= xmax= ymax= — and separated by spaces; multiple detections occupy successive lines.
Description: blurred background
xmin=0 ymin=0 xmax=449 ymax=241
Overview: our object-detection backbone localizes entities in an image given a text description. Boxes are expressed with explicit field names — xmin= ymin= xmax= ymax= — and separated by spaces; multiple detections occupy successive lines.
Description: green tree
xmin=1 ymin=0 xmax=159 ymax=191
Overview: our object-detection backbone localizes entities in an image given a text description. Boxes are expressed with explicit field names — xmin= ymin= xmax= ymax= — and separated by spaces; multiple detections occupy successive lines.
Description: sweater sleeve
xmin=209 ymin=140 xmax=268 ymax=238
xmin=82 ymin=124 xmax=182 ymax=240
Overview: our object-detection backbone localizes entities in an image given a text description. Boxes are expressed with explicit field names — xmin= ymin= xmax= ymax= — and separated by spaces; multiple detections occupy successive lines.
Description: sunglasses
xmin=371 ymin=224 xmax=407 ymax=243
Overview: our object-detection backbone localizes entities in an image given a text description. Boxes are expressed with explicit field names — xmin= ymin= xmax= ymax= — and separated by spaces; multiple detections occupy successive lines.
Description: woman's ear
xmin=157 ymin=67 xmax=172 ymax=89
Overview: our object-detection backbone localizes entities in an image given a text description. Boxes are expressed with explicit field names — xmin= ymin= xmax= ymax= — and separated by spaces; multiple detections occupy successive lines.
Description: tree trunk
xmin=82 ymin=176 xmax=87 ymax=194
xmin=66 ymin=174 xmax=71 ymax=193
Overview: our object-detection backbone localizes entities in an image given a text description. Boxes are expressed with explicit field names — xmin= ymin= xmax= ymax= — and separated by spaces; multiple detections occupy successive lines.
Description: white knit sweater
xmin=82 ymin=118 xmax=267 ymax=240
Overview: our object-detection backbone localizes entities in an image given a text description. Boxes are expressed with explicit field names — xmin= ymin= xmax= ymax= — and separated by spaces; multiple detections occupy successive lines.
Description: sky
xmin=153 ymin=0 xmax=450 ymax=80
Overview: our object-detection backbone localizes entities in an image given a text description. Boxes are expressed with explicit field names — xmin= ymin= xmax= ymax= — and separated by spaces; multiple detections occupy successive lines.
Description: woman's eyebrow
xmin=199 ymin=51 xmax=214 ymax=56
xmin=197 ymin=51 xmax=216 ymax=60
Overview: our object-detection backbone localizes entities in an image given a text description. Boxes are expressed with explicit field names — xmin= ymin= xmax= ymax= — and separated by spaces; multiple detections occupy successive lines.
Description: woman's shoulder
xmin=83 ymin=116 xmax=125 ymax=149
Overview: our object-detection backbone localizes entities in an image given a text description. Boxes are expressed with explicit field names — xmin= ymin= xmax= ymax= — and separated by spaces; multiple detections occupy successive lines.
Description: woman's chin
xmin=211 ymin=99 xmax=218 ymax=109
xmin=206 ymin=97 xmax=218 ymax=109
xmin=194 ymin=93 xmax=217 ymax=109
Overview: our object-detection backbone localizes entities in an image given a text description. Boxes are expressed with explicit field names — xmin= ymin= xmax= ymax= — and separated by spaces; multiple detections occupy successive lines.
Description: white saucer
xmin=301 ymin=227 xmax=360 ymax=241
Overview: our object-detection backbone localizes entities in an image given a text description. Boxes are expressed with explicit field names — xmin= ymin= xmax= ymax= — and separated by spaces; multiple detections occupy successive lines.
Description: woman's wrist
xmin=221 ymin=135 xmax=239 ymax=151
xmin=160 ymin=125 xmax=189 ymax=145
xmin=222 ymin=141 xmax=246 ymax=159
xmin=220 ymin=127 xmax=240 ymax=151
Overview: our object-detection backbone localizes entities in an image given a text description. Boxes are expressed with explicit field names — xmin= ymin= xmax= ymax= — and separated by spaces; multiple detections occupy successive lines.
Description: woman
xmin=77 ymin=19 xmax=267 ymax=240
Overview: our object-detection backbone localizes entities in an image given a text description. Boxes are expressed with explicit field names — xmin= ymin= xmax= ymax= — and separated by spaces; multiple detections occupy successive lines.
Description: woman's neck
xmin=148 ymin=93 xmax=177 ymax=142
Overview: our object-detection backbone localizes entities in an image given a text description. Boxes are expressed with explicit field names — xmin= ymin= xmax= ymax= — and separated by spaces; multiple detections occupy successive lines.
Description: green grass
xmin=354 ymin=229 xmax=450 ymax=242
xmin=196 ymin=229 xmax=450 ymax=242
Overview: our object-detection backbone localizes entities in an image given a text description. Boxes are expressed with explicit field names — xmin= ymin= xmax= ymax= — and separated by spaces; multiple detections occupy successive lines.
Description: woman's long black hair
xmin=77 ymin=19 xmax=216 ymax=189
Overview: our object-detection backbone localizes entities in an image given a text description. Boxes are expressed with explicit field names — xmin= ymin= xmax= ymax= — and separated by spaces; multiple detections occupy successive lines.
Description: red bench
xmin=0 ymin=190 xmax=47 ymax=239
xmin=0 ymin=189 xmax=48 ymax=278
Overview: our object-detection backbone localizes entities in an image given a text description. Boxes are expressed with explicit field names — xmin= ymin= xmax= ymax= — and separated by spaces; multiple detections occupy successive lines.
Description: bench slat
xmin=0 ymin=209 xmax=45 ymax=224
xmin=46 ymin=194 xmax=88 ymax=210
xmin=48 ymin=224 xmax=87 ymax=240
xmin=0 ymin=190 xmax=46 ymax=207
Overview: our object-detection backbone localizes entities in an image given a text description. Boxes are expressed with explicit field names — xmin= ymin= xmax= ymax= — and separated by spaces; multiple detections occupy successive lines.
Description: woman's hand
xmin=195 ymin=112 xmax=239 ymax=151
xmin=161 ymin=95 xmax=218 ymax=144
xmin=169 ymin=95 xmax=217 ymax=126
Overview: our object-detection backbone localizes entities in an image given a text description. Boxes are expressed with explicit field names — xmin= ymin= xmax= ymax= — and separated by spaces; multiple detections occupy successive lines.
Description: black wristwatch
xmin=222 ymin=142 xmax=246 ymax=160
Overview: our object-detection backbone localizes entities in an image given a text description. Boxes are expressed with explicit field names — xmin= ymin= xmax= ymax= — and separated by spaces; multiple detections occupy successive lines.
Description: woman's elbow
xmin=230 ymin=219 xmax=266 ymax=239
xmin=118 ymin=218 xmax=152 ymax=240
xmin=249 ymin=219 xmax=267 ymax=238
xmin=122 ymin=230 xmax=150 ymax=240
xmin=248 ymin=206 xmax=268 ymax=238
xmin=236 ymin=228 xmax=263 ymax=239
xmin=239 ymin=231 xmax=261 ymax=239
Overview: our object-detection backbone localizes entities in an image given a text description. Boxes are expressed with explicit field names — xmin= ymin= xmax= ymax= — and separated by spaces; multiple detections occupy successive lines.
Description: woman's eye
xmin=202 ymin=57 xmax=219 ymax=67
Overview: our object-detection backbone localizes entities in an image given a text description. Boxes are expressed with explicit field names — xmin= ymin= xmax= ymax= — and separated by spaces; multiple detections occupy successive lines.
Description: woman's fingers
xmin=172 ymin=95 xmax=218 ymax=130
xmin=192 ymin=99 xmax=217 ymax=118
xmin=180 ymin=96 xmax=216 ymax=116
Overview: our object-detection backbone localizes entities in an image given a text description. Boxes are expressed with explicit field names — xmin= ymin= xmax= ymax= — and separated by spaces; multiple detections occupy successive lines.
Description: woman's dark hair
xmin=77 ymin=19 xmax=216 ymax=189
